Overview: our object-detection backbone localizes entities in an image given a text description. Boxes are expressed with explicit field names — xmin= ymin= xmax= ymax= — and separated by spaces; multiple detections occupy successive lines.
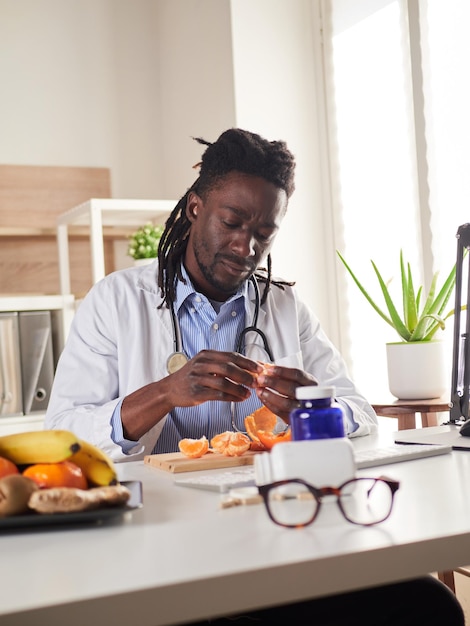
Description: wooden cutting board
xmin=144 ymin=450 xmax=258 ymax=473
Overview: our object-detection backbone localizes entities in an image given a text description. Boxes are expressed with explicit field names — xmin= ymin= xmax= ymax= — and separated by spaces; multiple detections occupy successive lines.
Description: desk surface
xmin=2 ymin=427 xmax=470 ymax=626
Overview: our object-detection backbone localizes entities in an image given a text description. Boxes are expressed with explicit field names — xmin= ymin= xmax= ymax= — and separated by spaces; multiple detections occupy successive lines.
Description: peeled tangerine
xmin=244 ymin=405 xmax=291 ymax=451
xmin=177 ymin=405 xmax=291 ymax=459
xmin=210 ymin=431 xmax=251 ymax=457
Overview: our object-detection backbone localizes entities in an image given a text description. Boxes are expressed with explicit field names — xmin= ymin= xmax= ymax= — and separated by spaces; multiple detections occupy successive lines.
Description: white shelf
xmin=0 ymin=294 xmax=75 ymax=312
xmin=0 ymin=294 xmax=75 ymax=348
xmin=0 ymin=413 xmax=45 ymax=435
xmin=57 ymin=197 xmax=174 ymax=227
xmin=0 ymin=294 xmax=76 ymax=433
xmin=56 ymin=198 xmax=175 ymax=294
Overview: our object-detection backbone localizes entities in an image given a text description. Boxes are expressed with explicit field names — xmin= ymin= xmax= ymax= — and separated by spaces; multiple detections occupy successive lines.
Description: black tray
xmin=0 ymin=481 xmax=142 ymax=531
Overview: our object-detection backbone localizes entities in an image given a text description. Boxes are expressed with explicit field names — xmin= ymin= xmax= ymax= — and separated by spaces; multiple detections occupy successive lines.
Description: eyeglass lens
xmin=266 ymin=483 xmax=319 ymax=527
xmin=265 ymin=478 xmax=394 ymax=527
xmin=339 ymin=478 xmax=394 ymax=525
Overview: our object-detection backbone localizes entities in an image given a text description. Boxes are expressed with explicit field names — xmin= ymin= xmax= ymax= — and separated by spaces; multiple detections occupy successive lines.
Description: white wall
xmin=0 ymin=0 xmax=336 ymax=336
xmin=230 ymin=0 xmax=336 ymax=337
xmin=0 ymin=0 xmax=237 ymax=198
xmin=154 ymin=0 xmax=237 ymax=198
xmin=0 ymin=1 xmax=120 ymax=177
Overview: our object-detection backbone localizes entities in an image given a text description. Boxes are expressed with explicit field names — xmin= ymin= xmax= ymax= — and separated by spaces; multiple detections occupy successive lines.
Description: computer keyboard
xmin=174 ymin=443 xmax=452 ymax=492
xmin=354 ymin=443 xmax=452 ymax=469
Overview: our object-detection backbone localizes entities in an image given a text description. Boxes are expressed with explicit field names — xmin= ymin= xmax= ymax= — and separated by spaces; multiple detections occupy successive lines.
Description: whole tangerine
xmin=0 ymin=456 xmax=19 ymax=479
xmin=22 ymin=460 xmax=88 ymax=489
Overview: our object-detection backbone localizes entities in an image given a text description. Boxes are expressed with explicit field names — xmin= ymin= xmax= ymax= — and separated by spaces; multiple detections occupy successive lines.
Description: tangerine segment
xmin=256 ymin=428 xmax=292 ymax=450
xmin=255 ymin=362 xmax=275 ymax=386
xmin=0 ymin=456 xmax=19 ymax=478
xmin=23 ymin=461 xmax=88 ymax=489
xmin=178 ymin=436 xmax=209 ymax=458
xmin=210 ymin=431 xmax=251 ymax=457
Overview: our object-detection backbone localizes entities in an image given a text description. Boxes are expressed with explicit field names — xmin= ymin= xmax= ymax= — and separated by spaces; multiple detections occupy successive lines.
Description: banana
xmin=69 ymin=439 xmax=118 ymax=487
xmin=0 ymin=430 xmax=81 ymax=465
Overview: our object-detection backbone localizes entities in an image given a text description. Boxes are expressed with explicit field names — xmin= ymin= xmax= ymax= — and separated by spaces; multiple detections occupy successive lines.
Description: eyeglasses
xmin=258 ymin=476 xmax=400 ymax=528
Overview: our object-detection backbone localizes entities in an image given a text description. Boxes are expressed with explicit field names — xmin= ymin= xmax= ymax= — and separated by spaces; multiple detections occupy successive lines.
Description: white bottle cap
xmin=295 ymin=386 xmax=335 ymax=400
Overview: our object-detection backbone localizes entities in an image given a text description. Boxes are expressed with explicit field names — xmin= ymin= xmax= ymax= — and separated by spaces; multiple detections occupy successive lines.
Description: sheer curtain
xmin=322 ymin=0 xmax=470 ymax=399
xmin=420 ymin=0 xmax=470 ymax=272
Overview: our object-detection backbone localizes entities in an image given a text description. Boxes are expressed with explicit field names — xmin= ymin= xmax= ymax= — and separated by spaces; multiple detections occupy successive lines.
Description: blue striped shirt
xmin=153 ymin=269 xmax=263 ymax=452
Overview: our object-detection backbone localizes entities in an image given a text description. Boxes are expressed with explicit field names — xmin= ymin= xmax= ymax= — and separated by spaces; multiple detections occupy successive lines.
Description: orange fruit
xmin=257 ymin=428 xmax=292 ymax=450
xmin=210 ymin=431 xmax=251 ymax=457
xmin=244 ymin=405 xmax=278 ymax=446
xmin=248 ymin=440 xmax=268 ymax=452
xmin=0 ymin=456 xmax=19 ymax=478
xmin=22 ymin=461 xmax=88 ymax=489
xmin=255 ymin=362 xmax=275 ymax=384
xmin=178 ymin=436 xmax=209 ymax=458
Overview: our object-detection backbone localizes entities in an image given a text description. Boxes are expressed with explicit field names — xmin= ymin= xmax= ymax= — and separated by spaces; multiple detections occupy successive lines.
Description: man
xmin=45 ymin=128 xmax=377 ymax=458
xmin=45 ymin=129 xmax=464 ymax=625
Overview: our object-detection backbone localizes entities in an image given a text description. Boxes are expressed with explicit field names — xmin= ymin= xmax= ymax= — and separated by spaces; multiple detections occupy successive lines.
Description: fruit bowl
xmin=0 ymin=481 xmax=142 ymax=531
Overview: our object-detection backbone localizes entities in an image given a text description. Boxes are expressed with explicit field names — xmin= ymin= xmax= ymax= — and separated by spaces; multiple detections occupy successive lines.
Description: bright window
xmin=323 ymin=0 xmax=470 ymax=399
xmin=421 ymin=0 xmax=470 ymax=271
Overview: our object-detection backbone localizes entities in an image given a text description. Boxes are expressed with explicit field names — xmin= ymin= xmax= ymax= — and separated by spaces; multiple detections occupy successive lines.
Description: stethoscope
xmin=166 ymin=275 xmax=274 ymax=374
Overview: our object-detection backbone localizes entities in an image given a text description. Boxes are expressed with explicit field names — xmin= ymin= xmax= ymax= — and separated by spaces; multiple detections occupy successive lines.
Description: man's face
xmin=184 ymin=171 xmax=288 ymax=301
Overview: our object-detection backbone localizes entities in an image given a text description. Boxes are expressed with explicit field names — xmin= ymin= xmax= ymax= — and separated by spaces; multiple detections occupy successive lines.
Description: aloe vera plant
xmin=337 ymin=250 xmax=458 ymax=342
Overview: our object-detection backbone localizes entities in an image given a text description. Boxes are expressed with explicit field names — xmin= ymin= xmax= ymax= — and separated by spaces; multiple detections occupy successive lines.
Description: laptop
xmin=394 ymin=423 xmax=470 ymax=450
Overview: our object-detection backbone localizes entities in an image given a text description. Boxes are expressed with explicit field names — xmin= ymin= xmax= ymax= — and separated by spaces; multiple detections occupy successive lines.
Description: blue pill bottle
xmin=290 ymin=386 xmax=345 ymax=440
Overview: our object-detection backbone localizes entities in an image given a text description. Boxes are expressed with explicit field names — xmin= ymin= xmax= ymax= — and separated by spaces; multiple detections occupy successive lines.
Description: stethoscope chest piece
xmin=167 ymin=352 xmax=189 ymax=374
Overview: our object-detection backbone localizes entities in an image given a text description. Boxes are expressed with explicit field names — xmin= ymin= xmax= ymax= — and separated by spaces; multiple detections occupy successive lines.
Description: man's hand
xmin=165 ymin=350 xmax=263 ymax=406
xmin=121 ymin=351 xmax=262 ymax=441
xmin=255 ymin=365 xmax=318 ymax=422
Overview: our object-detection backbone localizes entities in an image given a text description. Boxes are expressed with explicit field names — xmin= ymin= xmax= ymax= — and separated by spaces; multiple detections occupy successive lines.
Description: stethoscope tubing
xmin=167 ymin=275 xmax=274 ymax=371
xmin=167 ymin=274 xmax=275 ymax=433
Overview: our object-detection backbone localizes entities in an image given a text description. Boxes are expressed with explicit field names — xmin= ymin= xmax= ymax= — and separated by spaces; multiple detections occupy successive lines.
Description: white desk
xmin=2 ymin=427 xmax=470 ymax=625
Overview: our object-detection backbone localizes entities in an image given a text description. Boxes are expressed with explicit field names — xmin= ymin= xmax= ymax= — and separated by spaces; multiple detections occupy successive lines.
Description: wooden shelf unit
xmin=0 ymin=293 xmax=75 ymax=435
xmin=0 ymin=164 xmax=112 ymax=295
xmin=56 ymin=198 xmax=174 ymax=294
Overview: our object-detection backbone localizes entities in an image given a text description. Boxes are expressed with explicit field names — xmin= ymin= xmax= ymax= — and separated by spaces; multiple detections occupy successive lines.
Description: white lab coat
xmin=45 ymin=261 xmax=378 ymax=461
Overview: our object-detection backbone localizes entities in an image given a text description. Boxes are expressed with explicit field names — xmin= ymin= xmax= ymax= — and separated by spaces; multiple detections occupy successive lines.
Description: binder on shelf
xmin=18 ymin=311 xmax=54 ymax=414
xmin=0 ymin=313 xmax=23 ymax=417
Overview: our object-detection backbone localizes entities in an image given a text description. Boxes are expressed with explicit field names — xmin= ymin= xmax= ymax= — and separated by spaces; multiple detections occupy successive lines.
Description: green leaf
xmin=336 ymin=252 xmax=396 ymax=328
xmin=401 ymin=252 xmax=418 ymax=332
xmin=337 ymin=249 xmax=459 ymax=343
xmin=127 ymin=222 xmax=164 ymax=260
xmin=371 ymin=261 xmax=411 ymax=341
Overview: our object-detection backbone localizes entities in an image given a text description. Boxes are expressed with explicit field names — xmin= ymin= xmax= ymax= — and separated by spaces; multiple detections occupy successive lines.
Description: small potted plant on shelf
xmin=336 ymin=250 xmax=458 ymax=400
xmin=127 ymin=222 xmax=164 ymax=266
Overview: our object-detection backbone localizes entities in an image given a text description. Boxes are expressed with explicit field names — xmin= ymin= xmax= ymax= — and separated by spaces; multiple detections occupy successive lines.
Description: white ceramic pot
xmin=386 ymin=341 xmax=448 ymax=400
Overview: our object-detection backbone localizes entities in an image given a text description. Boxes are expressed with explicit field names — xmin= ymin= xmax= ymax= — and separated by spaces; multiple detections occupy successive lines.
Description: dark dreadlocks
xmin=157 ymin=128 xmax=296 ymax=308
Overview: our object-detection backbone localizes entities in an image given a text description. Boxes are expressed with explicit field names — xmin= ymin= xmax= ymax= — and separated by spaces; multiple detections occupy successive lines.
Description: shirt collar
xmin=174 ymin=264 xmax=249 ymax=313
